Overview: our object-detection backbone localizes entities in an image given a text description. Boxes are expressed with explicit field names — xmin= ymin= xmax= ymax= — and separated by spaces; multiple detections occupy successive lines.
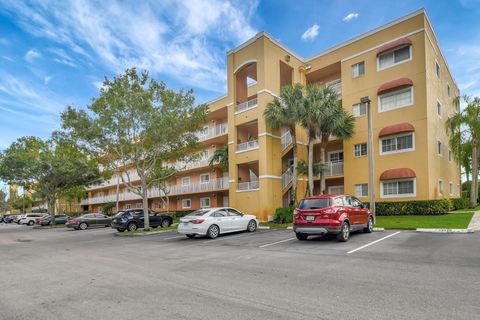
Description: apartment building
xmin=81 ymin=9 xmax=460 ymax=221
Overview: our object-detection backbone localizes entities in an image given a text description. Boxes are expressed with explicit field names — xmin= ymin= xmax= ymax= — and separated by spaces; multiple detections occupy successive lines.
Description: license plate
xmin=306 ymin=216 xmax=315 ymax=221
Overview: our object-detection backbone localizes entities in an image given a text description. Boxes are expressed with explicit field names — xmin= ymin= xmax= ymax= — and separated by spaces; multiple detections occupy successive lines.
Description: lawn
xmin=374 ymin=211 xmax=474 ymax=229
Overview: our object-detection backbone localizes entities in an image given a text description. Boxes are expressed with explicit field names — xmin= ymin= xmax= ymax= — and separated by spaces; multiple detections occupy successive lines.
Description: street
xmin=0 ymin=224 xmax=479 ymax=320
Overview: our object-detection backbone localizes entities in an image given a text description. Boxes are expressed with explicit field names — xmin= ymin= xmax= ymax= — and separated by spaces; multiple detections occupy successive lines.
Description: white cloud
xmin=24 ymin=49 xmax=41 ymax=62
xmin=301 ymin=24 xmax=319 ymax=41
xmin=343 ymin=12 xmax=359 ymax=22
xmin=44 ymin=76 xmax=52 ymax=85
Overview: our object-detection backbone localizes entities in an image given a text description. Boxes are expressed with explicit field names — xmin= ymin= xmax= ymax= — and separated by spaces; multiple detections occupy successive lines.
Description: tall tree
xmin=209 ymin=146 xmax=229 ymax=171
xmin=446 ymin=96 xmax=480 ymax=206
xmin=264 ymin=84 xmax=304 ymax=203
xmin=300 ymin=85 xmax=354 ymax=195
xmin=61 ymin=68 xmax=208 ymax=230
xmin=59 ymin=185 xmax=86 ymax=213
xmin=0 ymin=137 xmax=100 ymax=223
xmin=0 ymin=190 xmax=8 ymax=213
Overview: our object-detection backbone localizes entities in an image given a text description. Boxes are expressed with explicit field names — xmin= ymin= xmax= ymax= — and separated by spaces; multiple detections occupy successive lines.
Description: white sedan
xmin=178 ymin=207 xmax=258 ymax=239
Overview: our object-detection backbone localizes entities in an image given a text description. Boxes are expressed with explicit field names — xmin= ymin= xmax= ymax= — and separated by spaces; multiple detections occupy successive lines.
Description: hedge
xmin=450 ymin=198 xmax=471 ymax=210
xmin=374 ymin=199 xmax=452 ymax=216
xmin=273 ymin=205 xmax=295 ymax=223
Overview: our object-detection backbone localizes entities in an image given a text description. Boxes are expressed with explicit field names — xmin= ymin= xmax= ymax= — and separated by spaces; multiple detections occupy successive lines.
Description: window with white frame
xmin=447 ymin=84 xmax=451 ymax=97
xmin=438 ymin=179 xmax=443 ymax=195
xmin=182 ymin=199 xmax=191 ymax=208
xmin=199 ymin=150 xmax=209 ymax=160
xmin=355 ymin=184 xmax=368 ymax=197
xmin=354 ymin=143 xmax=367 ymax=157
xmin=380 ymin=133 xmax=414 ymax=154
xmin=125 ymin=203 xmax=131 ymax=209
xmin=436 ymin=100 xmax=442 ymax=116
xmin=200 ymin=197 xmax=211 ymax=208
xmin=435 ymin=61 xmax=440 ymax=78
xmin=378 ymin=45 xmax=411 ymax=70
xmin=448 ymin=150 xmax=452 ymax=162
xmin=449 ymin=182 xmax=453 ymax=195
xmin=352 ymin=103 xmax=366 ymax=117
xmin=351 ymin=61 xmax=365 ymax=78
xmin=136 ymin=202 xmax=142 ymax=208
xmin=381 ymin=179 xmax=415 ymax=197
xmin=437 ymin=141 xmax=443 ymax=156
xmin=200 ymin=173 xmax=210 ymax=184
xmin=379 ymin=87 xmax=413 ymax=112
xmin=182 ymin=176 xmax=190 ymax=186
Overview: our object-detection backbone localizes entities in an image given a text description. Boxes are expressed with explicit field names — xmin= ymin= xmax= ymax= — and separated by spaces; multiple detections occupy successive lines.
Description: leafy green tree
xmin=0 ymin=136 xmax=100 ymax=222
xmin=59 ymin=185 xmax=86 ymax=213
xmin=296 ymin=159 xmax=323 ymax=197
xmin=61 ymin=68 xmax=208 ymax=230
xmin=102 ymin=202 xmax=116 ymax=215
xmin=209 ymin=146 xmax=228 ymax=171
xmin=264 ymin=84 xmax=304 ymax=203
xmin=10 ymin=196 xmax=33 ymax=211
xmin=0 ymin=190 xmax=8 ymax=213
xmin=446 ymin=95 xmax=480 ymax=207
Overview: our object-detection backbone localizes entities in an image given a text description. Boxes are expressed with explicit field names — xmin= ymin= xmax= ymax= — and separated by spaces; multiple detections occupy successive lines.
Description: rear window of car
xmin=298 ymin=198 xmax=331 ymax=209
xmin=187 ymin=209 xmax=210 ymax=217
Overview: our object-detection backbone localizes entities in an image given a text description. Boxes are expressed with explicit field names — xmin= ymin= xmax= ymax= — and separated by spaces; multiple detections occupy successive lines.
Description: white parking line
xmin=259 ymin=237 xmax=296 ymax=248
xmin=347 ymin=231 xmax=401 ymax=254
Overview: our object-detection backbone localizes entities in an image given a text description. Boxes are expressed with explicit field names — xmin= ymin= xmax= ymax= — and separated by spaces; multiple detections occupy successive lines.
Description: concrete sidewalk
xmin=467 ymin=211 xmax=480 ymax=231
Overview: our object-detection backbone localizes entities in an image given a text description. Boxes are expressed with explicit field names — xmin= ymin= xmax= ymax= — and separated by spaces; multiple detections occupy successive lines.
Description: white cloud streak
xmin=24 ymin=49 xmax=41 ymax=62
xmin=301 ymin=24 xmax=319 ymax=41
xmin=343 ymin=12 xmax=359 ymax=22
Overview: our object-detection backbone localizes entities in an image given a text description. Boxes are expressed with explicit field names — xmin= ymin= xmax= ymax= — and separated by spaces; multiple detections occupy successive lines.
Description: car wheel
xmin=28 ymin=220 xmax=34 ymax=226
xmin=364 ymin=216 xmax=374 ymax=233
xmin=296 ymin=232 xmax=308 ymax=241
xmin=127 ymin=222 xmax=137 ymax=232
xmin=206 ymin=224 xmax=220 ymax=239
xmin=246 ymin=219 xmax=257 ymax=232
xmin=186 ymin=234 xmax=196 ymax=239
xmin=337 ymin=222 xmax=350 ymax=242
xmin=117 ymin=228 xmax=125 ymax=232
xmin=79 ymin=222 xmax=88 ymax=230
xmin=161 ymin=219 xmax=171 ymax=228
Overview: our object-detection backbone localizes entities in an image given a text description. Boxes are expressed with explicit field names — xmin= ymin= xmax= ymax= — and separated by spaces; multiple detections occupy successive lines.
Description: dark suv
xmin=293 ymin=195 xmax=373 ymax=242
xmin=111 ymin=209 xmax=173 ymax=232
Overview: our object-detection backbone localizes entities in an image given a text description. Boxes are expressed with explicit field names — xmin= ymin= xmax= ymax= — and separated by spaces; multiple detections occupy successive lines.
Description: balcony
xmin=197 ymin=122 xmax=228 ymax=142
xmin=173 ymin=154 xmax=212 ymax=170
xmin=281 ymin=130 xmax=293 ymax=151
xmin=237 ymin=140 xmax=258 ymax=152
xmin=281 ymin=166 xmax=293 ymax=189
xmin=235 ymin=97 xmax=258 ymax=114
xmin=323 ymin=161 xmax=344 ymax=177
xmin=86 ymin=171 xmax=140 ymax=191
xmin=327 ymin=79 xmax=342 ymax=96
xmin=237 ymin=180 xmax=259 ymax=191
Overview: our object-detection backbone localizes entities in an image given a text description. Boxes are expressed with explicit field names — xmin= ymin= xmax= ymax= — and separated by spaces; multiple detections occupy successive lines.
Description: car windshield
xmin=298 ymin=198 xmax=331 ymax=209
xmin=187 ymin=209 xmax=211 ymax=217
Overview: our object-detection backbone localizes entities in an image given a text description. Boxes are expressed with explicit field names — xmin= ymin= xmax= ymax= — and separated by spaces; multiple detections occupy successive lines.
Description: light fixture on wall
xmin=299 ymin=64 xmax=311 ymax=72
xmin=285 ymin=55 xmax=291 ymax=62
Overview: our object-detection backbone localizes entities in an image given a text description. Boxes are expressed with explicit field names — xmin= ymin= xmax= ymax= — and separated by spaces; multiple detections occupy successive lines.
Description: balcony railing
xmin=86 ymin=171 xmax=140 ymax=190
xmin=173 ymin=156 xmax=212 ymax=170
xmin=237 ymin=180 xmax=260 ymax=191
xmin=327 ymin=79 xmax=342 ymax=96
xmin=81 ymin=178 xmax=229 ymax=205
xmin=237 ymin=139 xmax=258 ymax=152
xmin=197 ymin=122 xmax=228 ymax=141
xmin=323 ymin=161 xmax=344 ymax=177
xmin=235 ymin=97 xmax=258 ymax=113
xmin=281 ymin=130 xmax=293 ymax=151
xmin=281 ymin=166 xmax=293 ymax=189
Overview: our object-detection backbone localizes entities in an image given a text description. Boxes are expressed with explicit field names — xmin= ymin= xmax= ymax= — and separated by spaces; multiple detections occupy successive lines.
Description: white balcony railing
xmin=327 ymin=79 xmax=342 ymax=96
xmin=237 ymin=139 xmax=258 ymax=152
xmin=173 ymin=155 xmax=212 ymax=170
xmin=81 ymin=178 xmax=229 ymax=205
xmin=324 ymin=161 xmax=344 ymax=177
xmin=235 ymin=98 xmax=258 ymax=113
xmin=86 ymin=171 xmax=141 ymax=190
xmin=281 ymin=130 xmax=292 ymax=151
xmin=197 ymin=122 xmax=228 ymax=141
xmin=281 ymin=166 xmax=293 ymax=189
xmin=237 ymin=180 xmax=260 ymax=191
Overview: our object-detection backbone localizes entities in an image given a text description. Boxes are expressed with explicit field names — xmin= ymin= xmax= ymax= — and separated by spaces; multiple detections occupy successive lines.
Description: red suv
xmin=293 ymin=195 xmax=373 ymax=242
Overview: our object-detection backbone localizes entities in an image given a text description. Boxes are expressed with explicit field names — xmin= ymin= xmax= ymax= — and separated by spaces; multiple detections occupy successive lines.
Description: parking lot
xmin=1 ymin=223 xmax=479 ymax=320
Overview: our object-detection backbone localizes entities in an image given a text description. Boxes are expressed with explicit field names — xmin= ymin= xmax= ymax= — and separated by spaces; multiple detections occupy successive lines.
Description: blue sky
xmin=1 ymin=0 xmax=480 ymax=150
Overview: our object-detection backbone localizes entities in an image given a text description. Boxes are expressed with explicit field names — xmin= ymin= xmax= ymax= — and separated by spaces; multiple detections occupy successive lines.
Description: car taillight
xmin=324 ymin=208 xmax=336 ymax=214
xmin=69 ymin=219 xmax=77 ymax=223
xmin=191 ymin=219 xmax=205 ymax=224
xmin=293 ymin=209 xmax=300 ymax=219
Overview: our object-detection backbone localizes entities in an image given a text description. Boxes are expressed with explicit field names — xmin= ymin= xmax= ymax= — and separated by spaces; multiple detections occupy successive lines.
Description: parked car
xmin=111 ymin=209 xmax=173 ymax=232
xmin=0 ymin=216 xmax=3 ymax=223
xmin=3 ymin=215 xmax=18 ymax=223
xmin=19 ymin=213 xmax=44 ymax=226
xmin=178 ymin=207 xmax=258 ymax=239
xmin=15 ymin=215 xmax=26 ymax=224
xmin=293 ymin=195 xmax=373 ymax=242
xmin=66 ymin=213 xmax=112 ymax=230
xmin=39 ymin=214 xmax=69 ymax=226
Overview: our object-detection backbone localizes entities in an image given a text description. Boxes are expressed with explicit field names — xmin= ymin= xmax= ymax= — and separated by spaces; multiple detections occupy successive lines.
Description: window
xmin=438 ymin=179 xmax=443 ymax=195
xmin=200 ymin=197 xmax=210 ymax=208
xmin=436 ymin=100 xmax=442 ymax=117
xmin=449 ymin=182 xmax=453 ymax=196
xmin=435 ymin=61 xmax=440 ymax=78
xmin=448 ymin=150 xmax=452 ymax=162
xmin=328 ymin=151 xmax=343 ymax=163
xmin=378 ymin=45 xmax=411 ymax=70
xmin=200 ymin=173 xmax=210 ymax=184
xmin=352 ymin=103 xmax=366 ymax=117
xmin=437 ymin=141 xmax=443 ymax=156
xmin=227 ymin=209 xmax=242 ymax=216
xmin=211 ymin=210 xmax=227 ymax=217
xmin=447 ymin=84 xmax=451 ymax=97
xmin=351 ymin=61 xmax=365 ymax=78
xmin=182 ymin=199 xmax=191 ymax=209
xmin=125 ymin=203 xmax=131 ymax=210
xmin=199 ymin=150 xmax=209 ymax=160
xmin=333 ymin=197 xmax=345 ymax=206
xmin=354 ymin=143 xmax=367 ymax=157
xmin=136 ymin=202 xmax=142 ymax=208
xmin=355 ymin=184 xmax=368 ymax=197
xmin=381 ymin=179 xmax=415 ymax=198
xmin=379 ymin=87 xmax=413 ymax=112
xmin=182 ymin=176 xmax=190 ymax=186
xmin=380 ymin=133 xmax=414 ymax=154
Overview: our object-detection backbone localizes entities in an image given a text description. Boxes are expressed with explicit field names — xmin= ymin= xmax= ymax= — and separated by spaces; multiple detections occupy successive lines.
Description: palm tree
xmin=446 ymin=96 xmax=480 ymax=207
xmin=301 ymin=85 xmax=354 ymax=195
xmin=264 ymin=84 xmax=304 ymax=203
xmin=209 ymin=146 xmax=228 ymax=171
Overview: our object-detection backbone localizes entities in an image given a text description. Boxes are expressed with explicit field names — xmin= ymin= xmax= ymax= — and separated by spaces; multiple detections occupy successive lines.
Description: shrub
xmin=375 ymin=199 xmax=452 ymax=216
xmin=273 ymin=205 xmax=295 ymax=224
xmin=174 ymin=210 xmax=194 ymax=217
xmin=450 ymin=198 xmax=471 ymax=210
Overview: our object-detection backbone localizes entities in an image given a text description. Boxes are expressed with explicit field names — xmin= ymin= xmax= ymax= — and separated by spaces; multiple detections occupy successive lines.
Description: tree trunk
xmin=320 ymin=142 xmax=327 ymax=195
xmin=471 ymin=142 xmax=478 ymax=207
xmin=307 ymin=135 xmax=314 ymax=197
xmin=142 ymin=181 xmax=150 ymax=231
xmin=47 ymin=196 xmax=56 ymax=224
xmin=291 ymin=133 xmax=298 ymax=205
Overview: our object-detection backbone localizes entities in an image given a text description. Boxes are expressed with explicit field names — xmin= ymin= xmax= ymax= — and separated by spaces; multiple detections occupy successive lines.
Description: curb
xmin=287 ymin=226 xmax=293 ymax=230
xmin=258 ymin=226 xmax=270 ymax=230
xmin=416 ymin=228 xmax=474 ymax=234
xmin=373 ymin=228 xmax=385 ymax=232
xmin=114 ymin=230 xmax=176 ymax=237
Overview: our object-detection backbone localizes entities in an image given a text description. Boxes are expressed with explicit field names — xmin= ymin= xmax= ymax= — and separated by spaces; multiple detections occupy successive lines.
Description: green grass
xmin=374 ymin=211 xmax=474 ymax=230
xmin=260 ymin=222 xmax=292 ymax=229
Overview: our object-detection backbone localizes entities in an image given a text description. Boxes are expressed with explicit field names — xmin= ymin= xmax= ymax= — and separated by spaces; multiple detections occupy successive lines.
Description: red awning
xmin=379 ymin=122 xmax=415 ymax=137
xmin=377 ymin=78 xmax=413 ymax=95
xmin=377 ymin=38 xmax=412 ymax=56
xmin=380 ymin=168 xmax=416 ymax=180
